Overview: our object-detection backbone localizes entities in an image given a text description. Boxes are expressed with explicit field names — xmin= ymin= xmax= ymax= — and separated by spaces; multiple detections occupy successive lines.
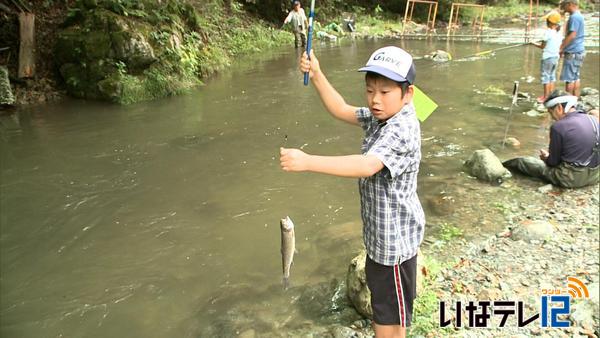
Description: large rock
xmin=112 ymin=31 xmax=157 ymax=70
xmin=464 ymin=149 xmax=512 ymax=182
xmin=346 ymin=249 xmax=426 ymax=319
xmin=347 ymin=250 xmax=372 ymax=319
xmin=54 ymin=3 xmax=197 ymax=103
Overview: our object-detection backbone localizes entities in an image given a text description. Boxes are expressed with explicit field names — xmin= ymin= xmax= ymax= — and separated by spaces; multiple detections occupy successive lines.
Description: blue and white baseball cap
xmin=358 ymin=46 xmax=416 ymax=84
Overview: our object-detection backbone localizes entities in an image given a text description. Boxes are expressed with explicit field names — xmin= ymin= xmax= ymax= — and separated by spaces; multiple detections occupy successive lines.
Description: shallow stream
xmin=1 ymin=38 xmax=598 ymax=337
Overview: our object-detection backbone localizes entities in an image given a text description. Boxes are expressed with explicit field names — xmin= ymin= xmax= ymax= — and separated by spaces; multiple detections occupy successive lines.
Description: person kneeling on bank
xmin=503 ymin=90 xmax=599 ymax=188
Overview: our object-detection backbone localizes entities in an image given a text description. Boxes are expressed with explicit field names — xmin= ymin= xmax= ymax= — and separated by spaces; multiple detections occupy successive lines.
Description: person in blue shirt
xmin=559 ymin=0 xmax=585 ymax=97
xmin=531 ymin=11 xmax=562 ymax=103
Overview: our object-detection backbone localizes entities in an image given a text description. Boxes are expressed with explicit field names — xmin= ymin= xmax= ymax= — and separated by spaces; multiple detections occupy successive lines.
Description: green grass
xmin=346 ymin=13 xmax=404 ymax=37
xmin=483 ymin=0 xmax=596 ymax=22
xmin=484 ymin=0 xmax=555 ymax=22
xmin=439 ymin=223 xmax=464 ymax=242
xmin=410 ymin=255 xmax=454 ymax=336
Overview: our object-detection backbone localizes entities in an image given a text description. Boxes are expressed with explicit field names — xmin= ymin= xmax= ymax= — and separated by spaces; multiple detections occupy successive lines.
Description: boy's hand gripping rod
xmin=303 ymin=0 xmax=316 ymax=85
xmin=502 ymin=81 xmax=519 ymax=148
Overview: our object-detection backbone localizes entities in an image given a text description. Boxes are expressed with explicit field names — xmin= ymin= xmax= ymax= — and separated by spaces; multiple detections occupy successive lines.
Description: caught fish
xmin=280 ymin=216 xmax=296 ymax=290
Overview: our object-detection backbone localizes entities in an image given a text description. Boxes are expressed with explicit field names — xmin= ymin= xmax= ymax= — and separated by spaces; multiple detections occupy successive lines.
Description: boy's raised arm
xmin=301 ymin=51 xmax=360 ymax=125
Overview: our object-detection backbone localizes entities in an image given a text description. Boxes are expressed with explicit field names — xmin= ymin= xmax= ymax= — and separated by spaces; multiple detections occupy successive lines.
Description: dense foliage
xmin=239 ymin=0 xmax=567 ymax=23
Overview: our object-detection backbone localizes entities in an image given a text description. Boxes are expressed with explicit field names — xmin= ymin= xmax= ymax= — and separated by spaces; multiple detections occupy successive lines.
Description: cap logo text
xmin=372 ymin=52 xmax=404 ymax=68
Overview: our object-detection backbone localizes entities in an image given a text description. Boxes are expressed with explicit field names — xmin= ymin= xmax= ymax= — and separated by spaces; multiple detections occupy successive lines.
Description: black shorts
xmin=365 ymin=254 xmax=417 ymax=326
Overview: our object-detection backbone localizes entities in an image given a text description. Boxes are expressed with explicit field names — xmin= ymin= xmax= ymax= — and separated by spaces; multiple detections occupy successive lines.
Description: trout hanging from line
xmin=280 ymin=216 xmax=295 ymax=290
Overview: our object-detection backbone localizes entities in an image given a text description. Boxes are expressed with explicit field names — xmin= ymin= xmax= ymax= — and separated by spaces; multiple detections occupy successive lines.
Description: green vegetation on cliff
xmin=55 ymin=0 xmax=291 ymax=104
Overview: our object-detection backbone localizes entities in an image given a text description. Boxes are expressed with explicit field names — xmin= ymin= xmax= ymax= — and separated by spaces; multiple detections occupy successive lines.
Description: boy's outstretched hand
xmin=280 ymin=147 xmax=309 ymax=172
xmin=300 ymin=50 xmax=321 ymax=80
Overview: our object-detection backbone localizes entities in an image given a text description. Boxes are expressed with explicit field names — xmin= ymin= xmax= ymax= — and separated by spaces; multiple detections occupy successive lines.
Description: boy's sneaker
xmin=536 ymin=96 xmax=546 ymax=103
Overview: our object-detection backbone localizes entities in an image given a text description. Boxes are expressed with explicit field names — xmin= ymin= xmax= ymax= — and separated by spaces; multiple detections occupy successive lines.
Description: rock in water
xmin=346 ymin=250 xmax=372 ymax=319
xmin=503 ymin=137 xmax=521 ymax=148
xmin=0 ymin=66 xmax=15 ymax=106
xmin=482 ymin=85 xmax=507 ymax=96
xmin=534 ymin=103 xmax=547 ymax=113
xmin=464 ymin=149 xmax=512 ymax=183
xmin=524 ymin=109 xmax=543 ymax=117
xmin=346 ymin=249 xmax=428 ymax=319
xmin=432 ymin=50 xmax=452 ymax=62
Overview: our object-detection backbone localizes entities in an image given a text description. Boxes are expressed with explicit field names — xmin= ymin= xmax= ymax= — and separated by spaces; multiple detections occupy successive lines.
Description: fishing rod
xmin=440 ymin=42 xmax=530 ymax=60
xmin=453 ymin=42 xmax=529 ymax=61
xmin=473 ymin=42 xmax=530 ymax=56
xmin=303 ymin=0 xmax=316 ymax=86
xmin=417 ymin=41 xmax=530 ymax=65
xmin=501 ymin=81 xmax=519 ymax=148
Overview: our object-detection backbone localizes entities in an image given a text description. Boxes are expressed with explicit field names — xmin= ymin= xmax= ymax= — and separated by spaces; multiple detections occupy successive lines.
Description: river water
xmin=1 ymin=39 xmax=598 ymax=337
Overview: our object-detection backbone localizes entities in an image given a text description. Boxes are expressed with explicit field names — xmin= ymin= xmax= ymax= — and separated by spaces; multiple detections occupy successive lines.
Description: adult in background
xmin=283 ymin=1 xmax=308 ymax=48
xmin=559 ymin=0 xmax=585 ymax=97
xmin=503 ymin=90 xmax=599 ymax=188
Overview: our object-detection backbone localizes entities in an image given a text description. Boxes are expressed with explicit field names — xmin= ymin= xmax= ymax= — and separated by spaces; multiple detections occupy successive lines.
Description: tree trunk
xmin=18 ymin=12 xmax=35 ymax=79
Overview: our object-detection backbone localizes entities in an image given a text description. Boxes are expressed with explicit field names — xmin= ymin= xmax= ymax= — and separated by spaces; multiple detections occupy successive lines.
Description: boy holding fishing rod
xmin=280 ymin=47 xmax=425 ymax=338
xmin=531 ymin=11 xmax=562 ymax=103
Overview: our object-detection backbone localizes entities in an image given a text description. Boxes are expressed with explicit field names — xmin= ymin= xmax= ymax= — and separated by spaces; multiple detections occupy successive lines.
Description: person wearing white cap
xmin=530 ymin=11 xmax=562 ymax=103
xmin=503 ymin=90 xmax=599 ymax=188
xmin=280 ymin=46 xmax=425 ymax=337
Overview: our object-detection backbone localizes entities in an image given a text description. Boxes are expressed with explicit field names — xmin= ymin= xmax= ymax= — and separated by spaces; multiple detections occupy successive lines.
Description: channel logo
xmin=566 ymin=276 xmax=589 ymax=299
xmin=439 ymin=276 xmax=589 ymax=328
xmin=540 ymin=276 xmax=589 ymax=328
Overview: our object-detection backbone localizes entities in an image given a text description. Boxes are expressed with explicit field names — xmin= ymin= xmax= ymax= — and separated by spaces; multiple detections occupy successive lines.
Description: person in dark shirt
xmin=503 ymin=90 xmax=599 ymax=188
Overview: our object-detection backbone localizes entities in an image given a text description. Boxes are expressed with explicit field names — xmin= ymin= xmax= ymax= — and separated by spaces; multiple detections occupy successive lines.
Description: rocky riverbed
xmin=423 ymin=182 xmax=599 ymax=337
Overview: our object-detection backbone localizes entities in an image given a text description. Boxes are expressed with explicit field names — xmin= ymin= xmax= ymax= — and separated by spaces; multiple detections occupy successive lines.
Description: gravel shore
xmin=422 ymin=182 xmax=599 ymax=337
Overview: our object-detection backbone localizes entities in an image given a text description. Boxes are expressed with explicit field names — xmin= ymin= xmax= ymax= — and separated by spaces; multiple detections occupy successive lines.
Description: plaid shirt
xmin=356 ymin=104 xmax=425 ymax=266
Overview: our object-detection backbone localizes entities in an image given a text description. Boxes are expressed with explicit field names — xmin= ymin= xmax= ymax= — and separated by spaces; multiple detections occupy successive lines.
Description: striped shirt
xmin=356 ymin=104 xmax=425 ymax=266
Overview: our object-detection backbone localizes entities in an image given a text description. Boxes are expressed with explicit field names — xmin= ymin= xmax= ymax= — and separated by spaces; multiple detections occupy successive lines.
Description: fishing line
xmin=502 ymin=80 xmax=520 ymax=148
xmin=452 ymin=42 xmax=529 ymax=61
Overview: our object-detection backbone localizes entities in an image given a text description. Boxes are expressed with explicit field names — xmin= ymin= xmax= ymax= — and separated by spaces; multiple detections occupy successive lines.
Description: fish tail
xmin=282 ymin=277 xmax=290 ymax=290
